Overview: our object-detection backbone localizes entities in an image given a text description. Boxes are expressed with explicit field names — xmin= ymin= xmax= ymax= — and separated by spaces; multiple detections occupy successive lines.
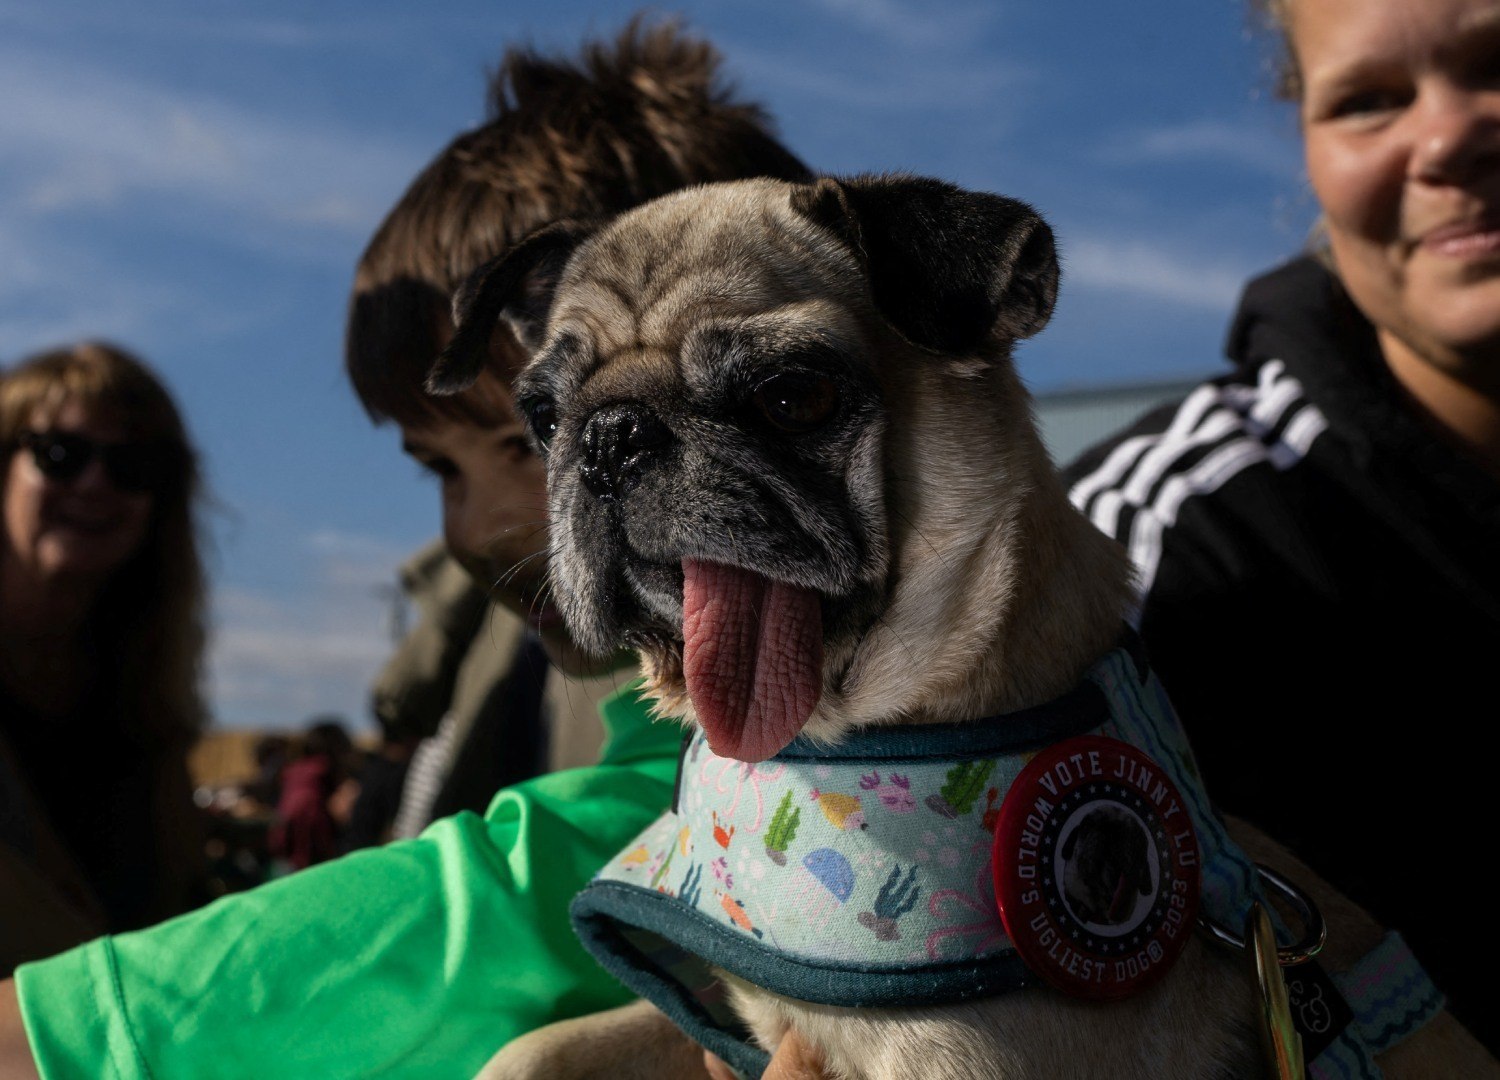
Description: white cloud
xmin=1062 ymin=236 xmax=1247 ymax=311
xmin=806 ymin=0 xmax=999 ymax=48
xmin=0 ymin=42 xmax=415 ymax=238
xmin=0 ymin=5 xmax=426 ymax=52
xmin=0 ymin=218 xmax=182 ymax=351
xmin=733 ymin=45 xmax=1030 ymax=112
xmin=307 ymin=528 xmax=410 ymax=558
xmin=0 ymin=39 xmax=422 ymax=356
xmin=205 ymin=531 xmax=416 ymax=729
xmin=0 ymin=220 xmax=51 ymax=292
xmin=208 ymin=631 xmax=386 ymax=730
xmin=307 ymin=529 xmax=418 ymax=590
xmin=1098 ymin=119 xmax=1301 ymax=181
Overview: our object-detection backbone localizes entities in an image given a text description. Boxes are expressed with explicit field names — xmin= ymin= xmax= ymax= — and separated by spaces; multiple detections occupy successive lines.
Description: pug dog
xmin=429 ymin=177 xmax=1490 ymax=1079
xmin=1061 ymin=806 xmax=1153 ymax=928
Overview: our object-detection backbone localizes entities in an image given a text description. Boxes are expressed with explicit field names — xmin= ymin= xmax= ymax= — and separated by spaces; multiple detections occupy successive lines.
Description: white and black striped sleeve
xmin=1065 ymin=361 xmax=1329 ymax=605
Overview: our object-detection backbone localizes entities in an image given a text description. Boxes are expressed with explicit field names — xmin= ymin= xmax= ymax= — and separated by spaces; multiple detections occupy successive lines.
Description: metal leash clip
xmin=1247 ymin=899 xmax=1304 ymax=1080
xmin=1199 ymin=863 xmax=1327 ymax=966
xmin=1199 ymin=864 xmax=1326 ymax=1080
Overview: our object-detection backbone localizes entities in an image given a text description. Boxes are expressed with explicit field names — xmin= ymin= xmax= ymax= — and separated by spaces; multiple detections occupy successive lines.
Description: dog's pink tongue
xmin=682 ymin=559 xmax=823 ymax=763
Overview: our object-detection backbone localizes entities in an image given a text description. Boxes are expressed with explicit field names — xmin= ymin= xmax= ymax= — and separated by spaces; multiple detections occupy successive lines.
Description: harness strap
xmin=1305 ymin=933 xmax=1443 ymax=1080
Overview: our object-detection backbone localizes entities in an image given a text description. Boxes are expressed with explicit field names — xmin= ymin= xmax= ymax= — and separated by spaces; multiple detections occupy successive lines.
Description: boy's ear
xmin=789 ymin=174 xmax=1058 ymax=356
xmin=425 ymin=220 xmax=594 ymax=396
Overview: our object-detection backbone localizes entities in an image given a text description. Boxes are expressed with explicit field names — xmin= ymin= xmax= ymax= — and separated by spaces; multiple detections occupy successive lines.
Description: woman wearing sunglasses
xmin=0 ymin=341 xmax=208 ymax=976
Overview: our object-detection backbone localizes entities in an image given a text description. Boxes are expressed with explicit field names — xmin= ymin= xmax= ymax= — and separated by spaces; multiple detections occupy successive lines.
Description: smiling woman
xmin=1065 ymin=0 xmax=1500 ymax=1058
xmin=0 ymin=342 xmax=208 ymax=975
xmin=1291 ymin=0 xmax=1500 ymax=466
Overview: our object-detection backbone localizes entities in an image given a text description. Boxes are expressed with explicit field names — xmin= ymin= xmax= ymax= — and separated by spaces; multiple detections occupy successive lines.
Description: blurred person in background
xmin=245 ymin=732 xmax=289 ymax=809
xmin=345 ymin=16 xmax=809 ymax=837
xmin=268 ymin=716 xmax=354 ymax=871
xmin=361 ymin=540 xmax=555 ymax=843
xmin=338 ymin=727 xmax=416 ymax=852
xmin=0 ymin=342 xmax=208 ymax=976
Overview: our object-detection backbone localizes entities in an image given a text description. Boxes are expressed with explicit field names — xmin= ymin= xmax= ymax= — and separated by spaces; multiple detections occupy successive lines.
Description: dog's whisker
xmin=491 ymin=550 xmax=550 ymax=595
xmin=484 ymin=520 xmax=550 ymax=541
xmin=888 ymin=505 xmax=960 ymax=581
xmin=871 ymin=609 xmax=921 ymax=671
xmin=536 ymin=570 xmax=633 ymax=751
xmin=493 ymin=548 xmax=547 ymax=585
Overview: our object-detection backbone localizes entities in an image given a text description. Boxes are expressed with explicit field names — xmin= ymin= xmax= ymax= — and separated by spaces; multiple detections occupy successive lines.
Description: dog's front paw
xmin=473 ymin=1000 xmax=708 ymax=1080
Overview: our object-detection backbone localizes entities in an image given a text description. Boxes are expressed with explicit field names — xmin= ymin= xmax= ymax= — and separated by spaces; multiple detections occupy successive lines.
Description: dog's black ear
xmin=425 ymin=220 xmax=594 ymax=396
xmin=1061 ymin=826 xmax=1078 ymax=861
xmin=790 ymin=174 xmax=1058 ymax=354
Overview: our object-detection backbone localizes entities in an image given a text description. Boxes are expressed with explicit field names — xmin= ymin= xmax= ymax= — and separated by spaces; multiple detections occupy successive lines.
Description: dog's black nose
xmin=580 ymin=402 xmax=673 ymax=500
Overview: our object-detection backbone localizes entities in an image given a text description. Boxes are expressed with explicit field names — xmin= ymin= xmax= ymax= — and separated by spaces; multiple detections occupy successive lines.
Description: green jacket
xmin=15 ymin=685 xmax=679 ymax=1079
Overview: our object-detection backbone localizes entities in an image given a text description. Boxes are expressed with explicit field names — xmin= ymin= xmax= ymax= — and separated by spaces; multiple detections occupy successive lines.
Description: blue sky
xmin=0 ymin=0 xmax=1311 ymax=730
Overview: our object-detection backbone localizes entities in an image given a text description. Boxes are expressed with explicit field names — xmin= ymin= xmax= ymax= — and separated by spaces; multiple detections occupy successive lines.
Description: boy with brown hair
xmin=1 ymin=23 xmax=809 ymax=1079
xmin=347 ymin=24 xmax=810 ymax=840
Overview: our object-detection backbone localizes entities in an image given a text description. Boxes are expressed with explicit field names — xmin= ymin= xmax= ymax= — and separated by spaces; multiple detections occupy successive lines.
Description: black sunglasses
xmin=16 ymin=431 xmax=176 ymax=493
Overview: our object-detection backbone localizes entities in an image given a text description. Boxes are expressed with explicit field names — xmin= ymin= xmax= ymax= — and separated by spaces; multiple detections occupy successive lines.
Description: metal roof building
xmin=1033 ymin=378 xmax=1206 ymax=469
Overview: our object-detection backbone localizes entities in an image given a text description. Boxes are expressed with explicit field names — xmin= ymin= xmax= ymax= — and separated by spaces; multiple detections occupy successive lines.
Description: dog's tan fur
xmin=459 ymin=179 xmax=1494 ymax=1079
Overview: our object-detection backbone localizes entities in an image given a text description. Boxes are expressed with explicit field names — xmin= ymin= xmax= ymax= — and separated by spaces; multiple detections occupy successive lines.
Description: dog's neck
xmin=820 ymin=358 xmax=1135 ymax=735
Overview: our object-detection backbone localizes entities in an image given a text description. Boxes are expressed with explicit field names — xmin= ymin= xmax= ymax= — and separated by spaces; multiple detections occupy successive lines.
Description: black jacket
xmin=1066 ymin=255 xmax=1500 ymax=1051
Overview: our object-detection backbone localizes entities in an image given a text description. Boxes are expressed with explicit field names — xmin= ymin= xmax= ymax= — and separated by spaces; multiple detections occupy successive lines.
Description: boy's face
xmin=399 ymin=379 xmax=563 ymax=641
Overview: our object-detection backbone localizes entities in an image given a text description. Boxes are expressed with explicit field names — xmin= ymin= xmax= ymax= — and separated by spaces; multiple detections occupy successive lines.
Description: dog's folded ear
xmin=790 ymin=174 xmax=1059 ymax=356
xmin=425 ymin=220 xmax=595 ymax=396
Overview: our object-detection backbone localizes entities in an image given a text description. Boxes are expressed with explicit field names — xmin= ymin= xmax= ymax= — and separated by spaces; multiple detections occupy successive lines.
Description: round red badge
xmin=992 ymin=735 xmax=1200 ymax=1001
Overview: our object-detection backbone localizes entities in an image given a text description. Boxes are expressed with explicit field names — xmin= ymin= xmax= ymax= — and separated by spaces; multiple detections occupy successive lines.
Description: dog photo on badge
xmin=1059 ymin=803 xmax=1155 ymax=929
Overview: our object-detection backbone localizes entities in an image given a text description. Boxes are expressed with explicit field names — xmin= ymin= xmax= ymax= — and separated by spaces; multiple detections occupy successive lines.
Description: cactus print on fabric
xmin=577 ymin=642 xmax=1262 ymax=977
xmin=591 ymin=737 xmax=1025 ymax=967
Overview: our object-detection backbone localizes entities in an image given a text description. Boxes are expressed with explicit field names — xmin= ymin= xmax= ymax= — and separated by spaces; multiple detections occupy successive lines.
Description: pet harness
xmin=570 ymin=639 xmax=1443 ymax=1079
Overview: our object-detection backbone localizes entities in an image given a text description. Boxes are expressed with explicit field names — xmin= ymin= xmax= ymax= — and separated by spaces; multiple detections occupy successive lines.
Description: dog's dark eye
xmin=521 ymin=396 xmax=559 ymax=449
xmin=752 ymin=373 xmax=839 ymax=434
